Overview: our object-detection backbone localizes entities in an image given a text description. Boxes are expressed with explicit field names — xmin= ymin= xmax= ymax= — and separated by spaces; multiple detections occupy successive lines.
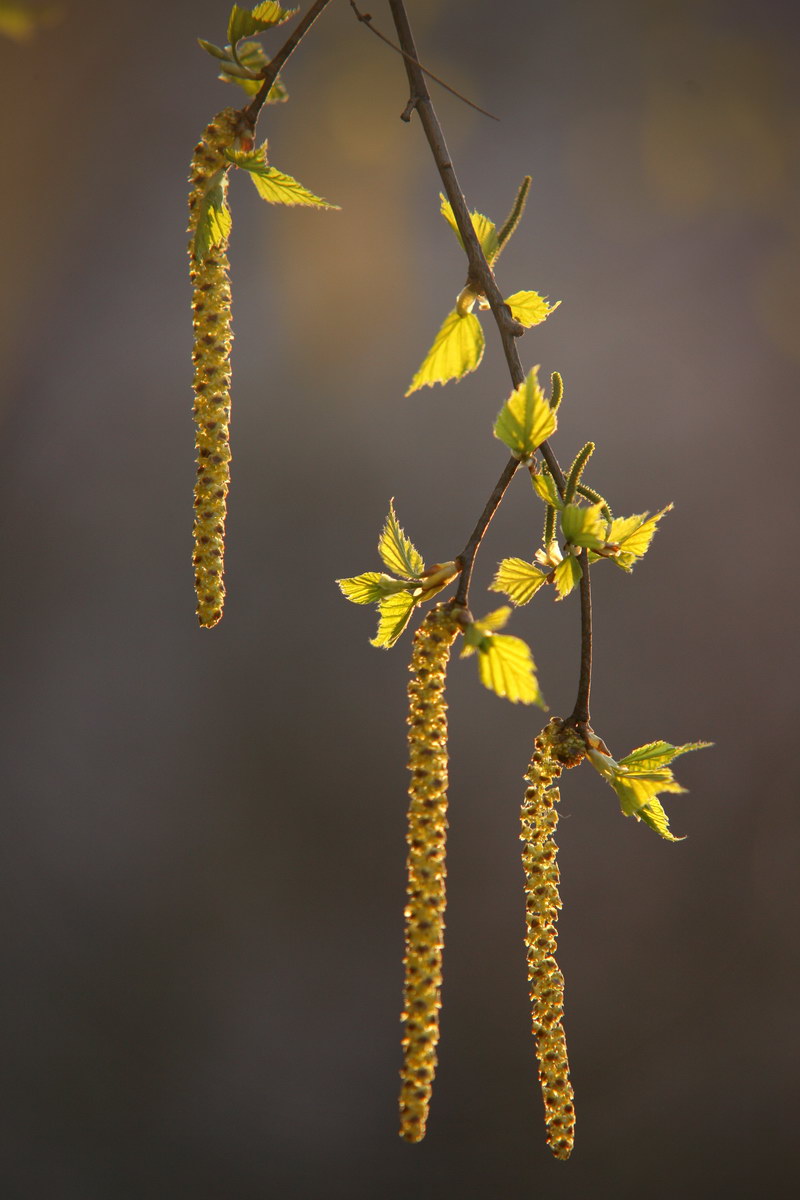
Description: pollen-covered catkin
xmin=400 ymin=606 xmax=460 ymax=1143
xmin=520 ymin=718 xmax=583 ymax=1160
xmin=187 ymin=108 xmax=244 ymax=628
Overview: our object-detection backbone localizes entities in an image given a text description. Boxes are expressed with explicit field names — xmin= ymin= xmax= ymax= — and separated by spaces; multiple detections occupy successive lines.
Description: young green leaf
xmin=338 ymin=572 xmax=404 ymax=604
xmin=227 ymin=149 xmax=338 ymax=207
xmin=439 ymin=196 xmax=499 ymax=263
xmin=406 ymin=309 xmax=485 ymax=395
xmin=494 ymin=367 xmax=557 ymax=459
xmin=607 ymin=505 xmax=673 ymax=571
xmin=228 ymin=2 xmax=296 ymax=48
xmin=553 ymin=555 xmax=582 ymax=599
xmin=378 ymin=501 xmax=425 ymax=579
xmin=504 ymin=290 xmax=560 ymax=329
xmin=192 ymin=173 xmax=232 ymax=261
xmin=586 ymin=740 xmax=709 ymax=841
xmin=250 ymin=0 xmax=297 ymax=22
xmin=371 ymin=591 xmax=417 ymax=649
xmin=490 ymin=558 xmax=549 ymax=606
xmin=530 ymin=468 xmax=563 ymax=509
xmin=618 ymin=740 xmax=713 ymax=770
xmin=217 ymin=41 xmax=289 ymax=98
xmin=561 ymin=502 xmax=607 ymax=550
xmin=459 ymin=608 xmax=544 ymax=705
xmin=461 ymin=608 xmax=504 ymax=654
xmin=476 ymin=633 xmax=544 ymax=705
xmin=636 ymin=798 xmax=680 ymax=840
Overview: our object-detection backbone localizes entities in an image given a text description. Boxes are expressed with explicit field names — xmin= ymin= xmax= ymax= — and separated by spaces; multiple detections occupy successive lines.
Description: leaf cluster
xmin=192 ymin=135 xmax=338 ymax=264
xmin=338 ymin=506 xmax=543 ymax=705
xmin=586 ymin=739 xmax=711 ymax=840
xmin=407 ymin=184 xmax=559 ymax=395
xmin=492 ymin=426 xmax=674 ymax=606
xmin=338 ymin=502 xmax=459 ymax=649
xmin=199 ymin=3 xmax=296 ymax=95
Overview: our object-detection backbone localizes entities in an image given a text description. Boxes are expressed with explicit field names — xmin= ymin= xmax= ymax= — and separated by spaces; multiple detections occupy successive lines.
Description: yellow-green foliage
xmin=520 ymin=718 xmax=584 ymax=1160
xmin=400 ymin=606 xmax=460 ymax=1142
xmin=187 ymin=108 xmax=244 ymax=628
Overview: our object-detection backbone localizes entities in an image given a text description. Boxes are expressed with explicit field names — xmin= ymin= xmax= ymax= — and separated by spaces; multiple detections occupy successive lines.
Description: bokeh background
xmin=1 ymin=1 xmax=799 ymax=1196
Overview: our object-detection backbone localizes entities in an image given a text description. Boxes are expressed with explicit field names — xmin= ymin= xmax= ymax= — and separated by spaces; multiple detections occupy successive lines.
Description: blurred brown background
xmin=1 ymin=1 xmax=798 ymax=1196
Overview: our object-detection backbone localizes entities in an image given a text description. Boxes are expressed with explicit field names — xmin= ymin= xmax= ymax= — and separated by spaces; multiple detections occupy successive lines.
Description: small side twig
xmin=349 ymin=2 xmax=499 ymax=120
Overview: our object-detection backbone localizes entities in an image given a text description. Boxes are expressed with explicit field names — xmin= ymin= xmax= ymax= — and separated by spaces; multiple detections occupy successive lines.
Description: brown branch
xmin=349 ymin=2 xmax=499 ymax=121
xmin=243 ymin=0 xmax=336 ymax=127
xmin=387 ymin=0 xmax=592 ymax=726
xmin=387 ymin=0 xmax=524 ymax=360
xmin=567 ymin=550 xmax=592 ymax=731
xmin=454 ymin=456 xmax=519 ymax=608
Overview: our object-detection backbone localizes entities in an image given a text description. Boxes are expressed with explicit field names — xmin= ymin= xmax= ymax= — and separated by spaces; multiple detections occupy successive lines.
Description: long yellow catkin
xmin=400 ymin=606 xmax=460 ymax=1142
xmin=520 ymin=718 xmax=584 ymax=1160
xmin=187 ymin=108 xmax=245 ymax=628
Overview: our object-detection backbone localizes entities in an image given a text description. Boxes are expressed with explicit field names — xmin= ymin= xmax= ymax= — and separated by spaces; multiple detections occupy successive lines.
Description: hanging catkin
xmin=399 ymin=606 xmax=460 ymax=1142
xmin=187 ymin=108 xmax=247 ymax=628
xmin=520 ymin=717 xmax=583 ymax=1160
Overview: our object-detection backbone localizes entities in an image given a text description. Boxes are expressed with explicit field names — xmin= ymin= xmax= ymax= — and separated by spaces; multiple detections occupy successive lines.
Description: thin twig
xmin=454 ymin=456 xmax=519 ymax=607
xmin=568 ymin=550 xmax=592 ymax=730
xmin=350 ymin=2 xmax=499 ymax=121
xmin=387 ymin=0 xmax=524 ymax=356
xmin=243 ymin=0 xmax=335 ymax=126
xmin=387 ymin=0 xmax=592 ymax=727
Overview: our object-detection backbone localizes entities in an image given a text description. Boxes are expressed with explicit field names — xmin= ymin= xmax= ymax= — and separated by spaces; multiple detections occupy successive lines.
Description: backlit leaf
xmin=370 ymin=591 xmax=417 ymax=649
xmin=638 ymin=798 xmax=682 ymax=841
xmin=530 ymin=469 xmax=563 ymax=509
xmin=440 ymin=196 xmax=499 ymax=263
xmin=192 ymin=174 xmax=232 ymax=261
xmin=612 ymin=770 xmax=686 ymax=816
xmin=618 ymin=740 xmax=712 ymax=770
xmin=561 ymin=502 xmax=607 ymax=550
xmin=476 ymin=633 xmax=544 ymax=706
xmin=463 ymin=606 xmax=512 ymax=648
xmin=504 ymin=290 xmax=560 ymax=328
xmin=406 ymin=309 xmax=485 ymax=395
xmin=586 ymin=740 xmax=709 ymax=841
xmin=608 ymin=504 xmax=673 ymax=571
xmin=377 ymin=500 xmax=425 ymax=579
xmin=227 ymin=149 xmax=337 ymax=207
xmin=337 ymin=572 xmax=398 ymax=604
xmin=490 ymin=558 xmax=549 ymax=606
xmin=553 ymin=555 xmax=582 ymax=599
xmin=228 ymin=2 xmax=296 ymax=47
xmin=494 ymin=367 xmax=557 ymax=458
